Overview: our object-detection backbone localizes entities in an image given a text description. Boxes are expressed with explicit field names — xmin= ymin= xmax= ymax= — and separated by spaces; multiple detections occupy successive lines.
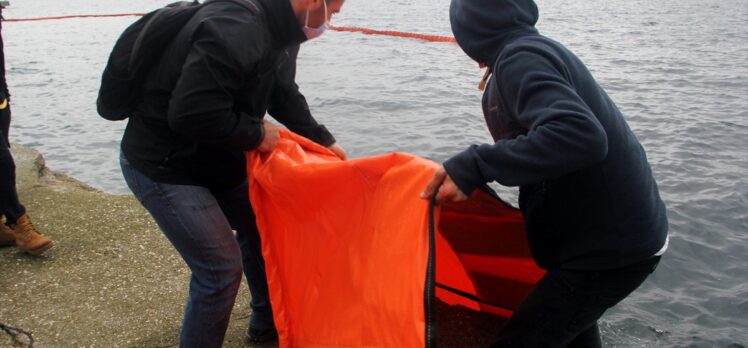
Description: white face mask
xmin=303 ymin=0 xmax=329 ymax=40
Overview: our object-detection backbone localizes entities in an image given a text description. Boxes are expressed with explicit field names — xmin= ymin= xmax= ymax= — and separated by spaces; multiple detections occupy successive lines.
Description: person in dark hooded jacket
xmin=117 ymin=0 xmax=347 ymax=346
xmin=421 ymin=0 xmax=669 ymax=346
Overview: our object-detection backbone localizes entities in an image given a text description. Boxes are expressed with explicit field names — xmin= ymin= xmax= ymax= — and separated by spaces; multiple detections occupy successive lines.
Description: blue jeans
xmin=491 ymin=256 xmax=660 ymax=347
xmin=120 ymin=154 xmax=274 ymax=348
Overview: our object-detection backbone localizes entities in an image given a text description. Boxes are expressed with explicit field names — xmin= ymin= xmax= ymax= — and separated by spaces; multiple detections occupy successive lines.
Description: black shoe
xmin=245 ymin=326 xmax=278 ymax=344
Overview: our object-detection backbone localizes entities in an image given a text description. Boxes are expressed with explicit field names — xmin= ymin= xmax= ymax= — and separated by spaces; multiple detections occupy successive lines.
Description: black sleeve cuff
xmin=443 ymin=146 xmax=486 ymax=197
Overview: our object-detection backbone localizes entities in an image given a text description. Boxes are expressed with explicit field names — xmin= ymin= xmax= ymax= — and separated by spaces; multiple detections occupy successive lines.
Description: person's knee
xmin=0 ymin=146 xmax=13 ymax=163
xmin=190 ymin=247 xmax=244 ymax=296
xmin=0 ymin=147 xmax=16 ymax=177
xmin=216 ymin=254 xmax=244 ymax=291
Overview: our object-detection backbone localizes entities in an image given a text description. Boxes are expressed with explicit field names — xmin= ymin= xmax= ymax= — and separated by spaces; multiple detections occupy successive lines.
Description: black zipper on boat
xmin=424 ymin=191 xmax=438 ymax=348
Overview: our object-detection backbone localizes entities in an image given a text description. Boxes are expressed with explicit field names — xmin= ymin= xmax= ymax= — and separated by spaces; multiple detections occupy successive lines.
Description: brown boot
xmin=10 ymin=213 xmax=54 ymax=255
xmin=0 ymin=220 xmax=15 ymax=246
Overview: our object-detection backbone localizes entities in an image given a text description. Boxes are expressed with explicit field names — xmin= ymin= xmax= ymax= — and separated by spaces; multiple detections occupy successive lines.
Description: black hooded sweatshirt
xmin=121 ymin=0 xmax=334 ymax=189
xmin=444 ymin=0 xmax=668 ymax=270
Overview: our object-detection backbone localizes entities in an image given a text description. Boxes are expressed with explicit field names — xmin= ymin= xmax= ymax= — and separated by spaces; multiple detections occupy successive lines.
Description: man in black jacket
xmin=118 ymin=0 xmax=346 ymax=346
xmin=421 ymin=0 xmax=669 ymax=346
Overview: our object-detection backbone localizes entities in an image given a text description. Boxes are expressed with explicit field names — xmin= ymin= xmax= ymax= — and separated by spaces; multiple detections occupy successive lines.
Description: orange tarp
xmin=247 ymin=130 xmax=544 ymax=347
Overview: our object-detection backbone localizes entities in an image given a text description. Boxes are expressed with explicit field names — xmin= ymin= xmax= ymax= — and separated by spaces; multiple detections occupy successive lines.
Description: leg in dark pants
xmin=121 ymin=154 xmax=244 ymax=348
xmin=491 ymin=257 xmax=660 ymax=348
xmin=0 ymin=104 xmax=26 ymax=223
xmin=121 ymin=153 xmax=274 ymax=347
xmin=212 ymin=181 xmax=274 ymax=331
xmin=0 ymin=146 xmax=25 ymax=222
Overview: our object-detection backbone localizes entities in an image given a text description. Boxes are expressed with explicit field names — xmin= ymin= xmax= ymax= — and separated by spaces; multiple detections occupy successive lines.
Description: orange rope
xmin=330 ymin=26 xmax=456 ymax=44
xmin=2 ymin=13 xmax=145 ymax=22
xmin=1 ymin=14 xmax=456 ymax=44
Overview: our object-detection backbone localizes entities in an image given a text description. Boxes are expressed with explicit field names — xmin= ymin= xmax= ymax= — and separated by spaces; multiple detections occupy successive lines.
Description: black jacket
xmin=121 ymin=0 xmax=334 ymax=189
xmin=0 ymin=7 xmax=9 ymax=100
xmin=444 ymin=0 xmax=668 ymax=270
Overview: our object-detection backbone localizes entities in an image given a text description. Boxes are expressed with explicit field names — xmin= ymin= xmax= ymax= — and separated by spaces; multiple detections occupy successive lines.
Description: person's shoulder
xmin=196 ymin=2 xmax=267 ymax=47
xmin=198 ymin=0 xmax=265 ymax=31
xmin=495 ymin=39 xmax=544 ymax=73
xmin=496 ymin=36 xmax=571 ymax=72
xmin=501 ymin=36 xmax=563 ymax=59
xmin=187 ymin=3 xmax=267 ymax=71
xmin=491 ymin=36 xmax=574 ymax=95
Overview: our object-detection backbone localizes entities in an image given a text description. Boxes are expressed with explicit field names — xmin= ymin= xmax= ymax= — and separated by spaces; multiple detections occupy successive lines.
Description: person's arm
xmin=167 ymin=15 xmax=267 ymax=151
xmin=267 ymin=45 xmax=337 ymax=148
xmin=443 ymin=45 xmax=608 ymax=196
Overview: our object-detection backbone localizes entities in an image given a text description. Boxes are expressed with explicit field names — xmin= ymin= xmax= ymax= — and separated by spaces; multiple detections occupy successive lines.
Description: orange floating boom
xmin=2 ymin=13 xmax=145 ymax=22
xmin=2 ymin=15 xmax=457 ymax=44
xmin=330 ymin=25 xmax=457 ymax=43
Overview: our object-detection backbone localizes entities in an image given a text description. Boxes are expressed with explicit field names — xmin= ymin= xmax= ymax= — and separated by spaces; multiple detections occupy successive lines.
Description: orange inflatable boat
xmin=247 ymin=130 xmax=544 ymax=347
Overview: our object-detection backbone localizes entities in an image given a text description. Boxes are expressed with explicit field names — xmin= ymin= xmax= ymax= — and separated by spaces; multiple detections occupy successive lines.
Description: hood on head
xmin=450 ymin=0 xmax=539 ymax=64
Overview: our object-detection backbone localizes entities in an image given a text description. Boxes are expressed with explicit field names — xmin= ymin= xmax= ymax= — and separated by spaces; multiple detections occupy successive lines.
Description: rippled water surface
xmin=3 ymin=0 xmax=747 ymax=346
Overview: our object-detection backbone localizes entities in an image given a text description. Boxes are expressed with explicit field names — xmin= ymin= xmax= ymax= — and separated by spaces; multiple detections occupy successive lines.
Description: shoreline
xmin=0 ymin=144 xmax=259 ymax=347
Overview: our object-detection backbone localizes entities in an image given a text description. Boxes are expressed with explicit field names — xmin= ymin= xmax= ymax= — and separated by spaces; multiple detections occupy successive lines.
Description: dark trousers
xmin=0 ymin=103 xmax=25 ymax=224
xmin=491 ymin=256 xmax=660 ymax=348
xmin=121 ymin=154 xmax=273 ymax=347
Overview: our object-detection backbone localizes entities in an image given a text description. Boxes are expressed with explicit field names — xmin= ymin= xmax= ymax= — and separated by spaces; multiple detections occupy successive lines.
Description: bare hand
xmin=328 ymin=143 xmax=348 ymax=160
xmin=257 ymin=120 xmax=280 ymax=153
xmin=420 ymin=166 xmax=469 ymax=204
